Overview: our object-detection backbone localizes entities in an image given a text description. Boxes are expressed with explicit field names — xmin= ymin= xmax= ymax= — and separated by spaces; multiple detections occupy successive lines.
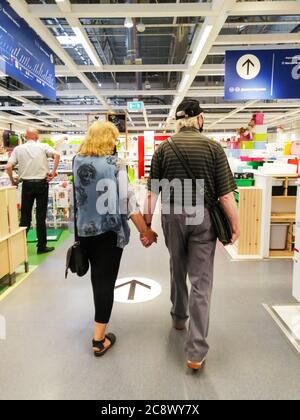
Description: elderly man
xmin=6 ymin=128 xmax=60 ymax=254
xmin=144 ymin=99 xmax=240 ymax=370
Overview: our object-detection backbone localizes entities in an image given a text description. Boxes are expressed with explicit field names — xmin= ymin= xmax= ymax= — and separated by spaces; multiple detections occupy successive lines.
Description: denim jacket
xmin=73 ymin=155 xmax=140 ymax=248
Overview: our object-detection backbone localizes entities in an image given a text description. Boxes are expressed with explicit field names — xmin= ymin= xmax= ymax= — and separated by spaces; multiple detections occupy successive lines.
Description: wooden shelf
xmin=272 ymin=196 xmax=297 ymax=199
xmin=271 ymin=174 xmax=298 ymax=178
xmin=271 ymin=213 xmax=296 ymax=223
xmin=0 ymin=227 xmax=27 ymax=243
xmin=269 ymin=250 xmax=294 ymax=258
xmin=0 ymin=187 xmax=28 ymax=285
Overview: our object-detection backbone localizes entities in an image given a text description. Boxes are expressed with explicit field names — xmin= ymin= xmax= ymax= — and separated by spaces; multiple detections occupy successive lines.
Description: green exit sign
xmin=127 ymin=101 xmax=144 ymax=112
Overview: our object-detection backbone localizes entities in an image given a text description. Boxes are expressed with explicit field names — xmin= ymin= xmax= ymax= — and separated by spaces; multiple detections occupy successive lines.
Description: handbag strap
xmin=72 ymin=156 xmax=79 ymax=242
xmin=167 ymin=138 xmax=214 ymax=208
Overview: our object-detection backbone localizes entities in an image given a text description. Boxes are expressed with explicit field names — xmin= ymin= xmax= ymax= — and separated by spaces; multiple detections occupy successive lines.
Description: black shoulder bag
xmin=65 ymin=158 xmax=89 ymax=278
xmin=167 ymin=138 xmax=233 ymax=246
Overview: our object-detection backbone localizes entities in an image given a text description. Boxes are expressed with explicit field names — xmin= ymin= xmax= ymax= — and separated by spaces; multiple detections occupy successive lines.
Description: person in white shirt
xmin=6 ymin=128 xmax=60 ymax=254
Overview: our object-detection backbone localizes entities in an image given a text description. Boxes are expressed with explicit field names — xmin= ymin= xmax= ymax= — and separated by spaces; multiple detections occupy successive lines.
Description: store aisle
xmin=0 ymin=215 xmax=299 ymax=401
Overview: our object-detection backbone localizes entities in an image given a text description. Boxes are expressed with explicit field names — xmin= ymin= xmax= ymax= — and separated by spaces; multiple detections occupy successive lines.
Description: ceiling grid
xmin=0 ymin=0 xmax=299 ymax=133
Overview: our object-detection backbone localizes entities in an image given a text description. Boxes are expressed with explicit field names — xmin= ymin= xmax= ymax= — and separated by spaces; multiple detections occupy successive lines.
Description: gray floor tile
xmin=0 ymin=216 xmax=299 ymax=400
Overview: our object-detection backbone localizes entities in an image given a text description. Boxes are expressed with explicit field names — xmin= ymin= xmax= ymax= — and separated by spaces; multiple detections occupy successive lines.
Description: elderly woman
xmin=74 ymin=121 xmax=157 ymax=357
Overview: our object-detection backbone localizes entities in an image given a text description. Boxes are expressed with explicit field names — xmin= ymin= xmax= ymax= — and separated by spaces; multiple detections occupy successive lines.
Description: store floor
xmin=0 ymin=216 xmax=300 ymax=400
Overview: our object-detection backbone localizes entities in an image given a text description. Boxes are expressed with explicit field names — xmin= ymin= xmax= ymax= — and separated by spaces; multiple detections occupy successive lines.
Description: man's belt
xmin=22 ymin=179 xmax=47 ymax=183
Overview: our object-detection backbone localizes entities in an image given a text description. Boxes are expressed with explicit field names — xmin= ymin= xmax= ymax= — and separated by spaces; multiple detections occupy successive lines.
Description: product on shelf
xmin=2 ymin=130 xmax=21 ymax=148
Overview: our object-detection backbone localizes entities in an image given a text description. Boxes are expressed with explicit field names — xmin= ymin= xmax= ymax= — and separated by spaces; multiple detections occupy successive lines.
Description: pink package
xmin=228 ymin=141 xmax=240 ymax=150
xmin=254 ymin=113 xmax=264 ymax=125
xmin=291 ymin=141 xmax=300 ymax=156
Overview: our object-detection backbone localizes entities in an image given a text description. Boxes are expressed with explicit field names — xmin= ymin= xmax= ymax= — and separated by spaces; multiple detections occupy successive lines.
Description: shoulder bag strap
xmin=167 ymin=138 xmax=214 ymax=208
xmin=72 ymin=156 xmax=79 ymax=242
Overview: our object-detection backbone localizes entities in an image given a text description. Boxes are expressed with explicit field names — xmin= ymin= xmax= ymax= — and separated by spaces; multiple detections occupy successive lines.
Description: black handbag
xmin=65 ymin=159 xmax=89 ymax=278
xmin=167 ymin=138 xmax=233 ymax=246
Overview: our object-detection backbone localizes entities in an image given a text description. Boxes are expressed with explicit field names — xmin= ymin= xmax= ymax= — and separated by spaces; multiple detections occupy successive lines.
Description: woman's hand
xmin=140 ymin=229 xmax=158 ymax=248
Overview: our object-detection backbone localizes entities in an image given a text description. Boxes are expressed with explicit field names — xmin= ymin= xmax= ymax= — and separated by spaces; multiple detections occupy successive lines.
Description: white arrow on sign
xmin=236 ymin=54 xmax=261 ymax=80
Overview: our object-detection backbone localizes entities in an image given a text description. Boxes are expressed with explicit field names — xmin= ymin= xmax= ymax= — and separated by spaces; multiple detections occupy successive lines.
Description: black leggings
xmin=79 ymin=232 xmax=123 ymax=324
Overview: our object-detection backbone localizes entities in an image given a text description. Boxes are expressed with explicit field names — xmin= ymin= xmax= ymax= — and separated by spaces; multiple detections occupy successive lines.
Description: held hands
xmin=140 ymin=228 xmax=158 ymax=248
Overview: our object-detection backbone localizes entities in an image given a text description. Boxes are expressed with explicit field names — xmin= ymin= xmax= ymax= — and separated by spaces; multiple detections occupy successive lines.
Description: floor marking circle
xmin=114 ymin=277 xmax=162 ymax=304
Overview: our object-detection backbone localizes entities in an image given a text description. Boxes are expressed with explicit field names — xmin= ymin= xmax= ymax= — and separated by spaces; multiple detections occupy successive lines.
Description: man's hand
xmin=46 ymin=171 xmax=57 ymax=182
xmin=140 ymin=229 xmax=158 ymax=248
xmin=11 ymin=178 xmax=19 ymax=187
xmin=231 ymin=229 xmax=240 ymax=245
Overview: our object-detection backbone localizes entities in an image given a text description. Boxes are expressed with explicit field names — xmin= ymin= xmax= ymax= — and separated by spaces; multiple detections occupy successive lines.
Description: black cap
xmin=175 ymin=99 xmax=204 ymax=120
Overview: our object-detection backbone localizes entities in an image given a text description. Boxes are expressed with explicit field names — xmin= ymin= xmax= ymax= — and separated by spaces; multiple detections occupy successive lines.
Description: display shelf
xmin=257 ymin=173 xmax=298 ymax=178
xmin=271 ymin=213 xmax=296 ymax=223
xmin=57 ymin=170 xmax=73 ymax=174
xmin=236 ymin=187 xmax=262 ymax=256
xmin=243 ymin=173 xmax=299 ymax=260
xmin=272 ymin=196 xmax=297 ymax=199
xmin=293 ymin=183 xmax=300 ymax=302
xmin=269 ymin=250 xmax=294 ymax=258
xmin=0 ymin=187 xmax=28 ymax=287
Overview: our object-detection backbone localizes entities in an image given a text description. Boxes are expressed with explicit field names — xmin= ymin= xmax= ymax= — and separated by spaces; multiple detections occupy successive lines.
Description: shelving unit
xmin=293 ymin=182 xmax=300 ymax=302
xmin=226 ymin=187 xmax=262 ymax=260
xmin=144 ymin=158 xmax=152 ymax=178
xmin=0 ymin=186 xmax=28 ymax=286
xmin=236 ymin=187 xmax=262 ymax=255
xmin=255 ymin=173 xmax=298 ymax=259
xmin=227 ymin=174 xmax=298 ymax=261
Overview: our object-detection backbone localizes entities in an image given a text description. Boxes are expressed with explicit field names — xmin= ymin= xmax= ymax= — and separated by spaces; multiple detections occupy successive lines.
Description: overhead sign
xmin=127 ymin=101 xmax=144 ymax=112
xmin=0 ymin=0 xmax=56 ymax=101
xmin=225 ymin=49 xmax=300 ymax=101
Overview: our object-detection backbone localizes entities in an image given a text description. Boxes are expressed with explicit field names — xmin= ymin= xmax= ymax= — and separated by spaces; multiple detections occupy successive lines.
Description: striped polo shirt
xmin=147 ymin=127 xmax=236 ymax=206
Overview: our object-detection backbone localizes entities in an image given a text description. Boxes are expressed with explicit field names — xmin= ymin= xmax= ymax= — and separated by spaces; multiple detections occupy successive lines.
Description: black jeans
xmin=20 ymin=180 xmax=49 ymax=250
xmin=79 ymin=232 xmax=123 ymax=324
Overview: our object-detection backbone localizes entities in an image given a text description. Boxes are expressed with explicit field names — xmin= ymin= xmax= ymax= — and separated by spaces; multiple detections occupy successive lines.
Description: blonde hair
xmin=176 ymin=115 xmax=201 ymax=133
xmin=78 ymin=121 xmax=119 ymax=156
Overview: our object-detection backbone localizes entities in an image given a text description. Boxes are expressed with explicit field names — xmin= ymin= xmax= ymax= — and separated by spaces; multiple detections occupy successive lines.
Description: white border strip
xmin=0 ymin=266 xmax=38 ymax=303
xmin=263 ymin=303 xmax=300 ymax=356
xmin=270 ymin=53 xmax=276 ymax=97
xmin=225 ymin=245 xmax=263 ymax=262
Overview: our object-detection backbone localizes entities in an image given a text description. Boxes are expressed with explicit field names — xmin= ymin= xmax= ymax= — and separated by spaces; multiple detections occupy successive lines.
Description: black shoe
xmin=37 ymin=246 xmax=55 ymax=254
xmin=92 ymin=333 xmax=116 ymax=358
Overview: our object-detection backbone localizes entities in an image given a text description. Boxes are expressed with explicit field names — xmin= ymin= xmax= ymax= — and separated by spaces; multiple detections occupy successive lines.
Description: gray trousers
xmin=162 ymin=208 xmax=217 ymax=361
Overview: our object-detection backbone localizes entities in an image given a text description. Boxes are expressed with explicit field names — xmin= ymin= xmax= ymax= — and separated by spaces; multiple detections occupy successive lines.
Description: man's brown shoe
xmin=172 ymin=319 xmax=186 ymax=331
xmin=187 ymin=358 xmax=206 ymax=371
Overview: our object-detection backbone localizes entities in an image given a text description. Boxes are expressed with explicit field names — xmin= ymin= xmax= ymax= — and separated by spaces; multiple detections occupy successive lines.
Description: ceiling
xmin=0 ymin=0 xmax=300 ymax=135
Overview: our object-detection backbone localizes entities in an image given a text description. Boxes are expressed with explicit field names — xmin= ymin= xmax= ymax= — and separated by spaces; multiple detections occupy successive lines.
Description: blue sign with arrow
xmin=225 ymin=49 xmax=300 ymax=101
xmin=0 ymin=0 xmax=56 ymax=101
